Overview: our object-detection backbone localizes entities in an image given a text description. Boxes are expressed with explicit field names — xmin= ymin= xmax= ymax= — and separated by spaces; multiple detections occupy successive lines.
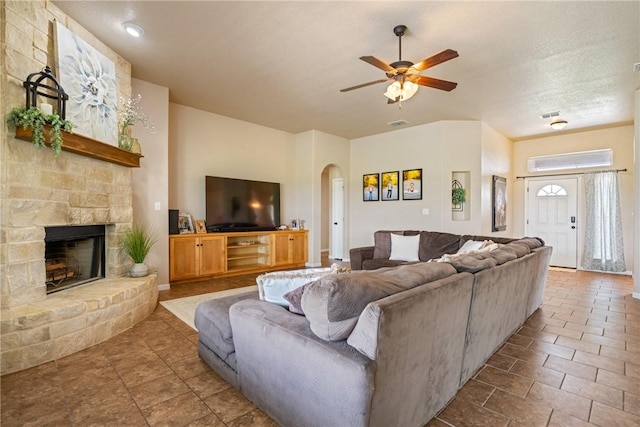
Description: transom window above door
xmin=537 ymin=184 xmax=567 ymax=197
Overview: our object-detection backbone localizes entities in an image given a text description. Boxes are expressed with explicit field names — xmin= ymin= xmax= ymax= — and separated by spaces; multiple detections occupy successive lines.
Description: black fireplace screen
xmin=44 ymin=225 xmax=105 ymax=294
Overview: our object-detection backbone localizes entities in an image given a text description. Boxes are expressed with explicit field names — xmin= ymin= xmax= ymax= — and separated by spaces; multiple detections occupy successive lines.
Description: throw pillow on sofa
xmin=389 ymin=233 xmax=420 ymax=262
xmin=372 ymin=230 xmax=419 ymax=259
xmin=257 ymin=267 xmax=334 ymax=307
xmin=283 ymin=284 xmax=308 ymax=315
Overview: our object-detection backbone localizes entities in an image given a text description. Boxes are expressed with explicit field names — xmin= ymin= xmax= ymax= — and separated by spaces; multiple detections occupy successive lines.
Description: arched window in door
xmin=537 ymin=184 xmax=567 ymax=197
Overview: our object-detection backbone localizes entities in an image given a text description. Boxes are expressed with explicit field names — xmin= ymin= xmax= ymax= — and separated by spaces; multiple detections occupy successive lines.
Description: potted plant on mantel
xmin=122 ymin=224 xmax=157 ymax=278
xmin=6 ymin=106 xmax=74 ymax=155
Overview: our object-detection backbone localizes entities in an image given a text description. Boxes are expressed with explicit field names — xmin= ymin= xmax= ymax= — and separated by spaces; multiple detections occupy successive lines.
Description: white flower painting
xmin=54 ymin=21 xmax=117 ymax=146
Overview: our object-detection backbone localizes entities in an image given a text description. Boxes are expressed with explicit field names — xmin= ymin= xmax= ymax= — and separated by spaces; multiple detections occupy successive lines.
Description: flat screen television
xmin=205 ymin=176 xmax=281 ymax=232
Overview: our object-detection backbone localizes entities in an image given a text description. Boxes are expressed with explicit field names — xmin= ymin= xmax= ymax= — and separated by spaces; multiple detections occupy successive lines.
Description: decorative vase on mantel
xmin=129 ymin=138 xmax=142 ymax=154
xmin=118 ymin=125 xmax=133 ymax=151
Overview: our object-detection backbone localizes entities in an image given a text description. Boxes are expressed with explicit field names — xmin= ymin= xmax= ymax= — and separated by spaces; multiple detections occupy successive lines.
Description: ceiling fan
xmin=340 ymin=25 xmax=459 ymax=104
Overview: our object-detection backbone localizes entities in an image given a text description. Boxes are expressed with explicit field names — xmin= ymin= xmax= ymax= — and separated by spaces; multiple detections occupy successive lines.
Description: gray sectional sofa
xmin=194 ymin=230 xmax=552 ymax=427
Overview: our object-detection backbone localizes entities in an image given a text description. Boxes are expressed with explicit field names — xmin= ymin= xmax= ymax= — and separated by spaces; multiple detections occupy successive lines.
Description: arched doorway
xmin=321 ymin=164 xmax=345 ymax=264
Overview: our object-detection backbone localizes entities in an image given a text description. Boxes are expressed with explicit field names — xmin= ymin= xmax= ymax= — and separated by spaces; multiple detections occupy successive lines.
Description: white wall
xmin=480 ymin=123 xmax=514 ymax=236
xmin=294 ymin=130 xmax=350 ymax=266
xmin=513 ymin=125 xmax=635 ymax=272
xmin=168 ymin=104 xmax=297 ymax=221
xmin=349 ymin=121 xmax=513 ymax=249
xmin=132 ymin=79 xmax=170 ymax=286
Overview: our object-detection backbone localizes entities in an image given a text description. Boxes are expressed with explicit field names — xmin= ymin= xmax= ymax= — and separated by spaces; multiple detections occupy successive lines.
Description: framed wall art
xmin=381 ymin=171 xmax=399 ymax=201
xmin=492 ymin=175 xmax=507 ymax=231
xmin=402 ymin=169 xmax=422 ymax=200
xmin=363 ymin=173 xmax=379 ymax=201
xmin=54 ymin=21 xmax=118 ymax=146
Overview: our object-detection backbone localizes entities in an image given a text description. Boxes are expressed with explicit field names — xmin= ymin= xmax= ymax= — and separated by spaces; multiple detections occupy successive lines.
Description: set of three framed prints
xmin=363 ymin=169 xmax=422 ymax=202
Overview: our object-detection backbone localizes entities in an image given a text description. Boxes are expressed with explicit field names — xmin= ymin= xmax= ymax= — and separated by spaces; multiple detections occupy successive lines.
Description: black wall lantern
xmin=23 ymin=65 xmax=69 ymax=119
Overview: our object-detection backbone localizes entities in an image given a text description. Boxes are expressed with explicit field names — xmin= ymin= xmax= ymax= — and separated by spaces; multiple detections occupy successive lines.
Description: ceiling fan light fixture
xmin=384 ymin=80 xmax=419 ymax=101
xmin=550 ymin=119 xmax=568 ymax=130
xmin=122 ymin=22 xmax=144 ymax=38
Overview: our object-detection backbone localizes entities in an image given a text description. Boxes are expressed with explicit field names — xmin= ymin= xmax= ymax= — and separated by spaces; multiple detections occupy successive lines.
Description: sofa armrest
xmin=349 ymin=246 xmax=375 ymax=270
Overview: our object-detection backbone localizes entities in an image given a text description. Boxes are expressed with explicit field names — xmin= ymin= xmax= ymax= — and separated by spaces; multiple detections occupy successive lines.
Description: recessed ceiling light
xmin=122 ymin=22 xmax=144 ymax=38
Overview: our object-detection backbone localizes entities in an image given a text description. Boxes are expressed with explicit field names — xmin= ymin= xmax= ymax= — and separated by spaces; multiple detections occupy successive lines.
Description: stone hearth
xmin=0 ymin=276 xmax=157 ymax=375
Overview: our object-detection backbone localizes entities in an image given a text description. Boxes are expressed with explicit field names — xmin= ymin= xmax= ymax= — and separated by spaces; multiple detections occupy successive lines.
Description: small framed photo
xmin=492 ymin=175 xmax=507 ymax=232
xmin=363 ymin=173 xmax=379 ymax=201
xmin=178 ymin=213 xmax=194 ymax=234
xmin=381 ymin=171 xmax=399 ymax=201
xmin=195 ymin=219 xmax=207 ymax=234
xmin=402 ymin=169 xmax=422 ymax=200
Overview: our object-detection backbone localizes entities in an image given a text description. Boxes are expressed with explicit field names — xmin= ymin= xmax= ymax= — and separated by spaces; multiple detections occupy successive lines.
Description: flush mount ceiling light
xmin=122 ymin=22 xmax=144 ymax=38
xmin=550 ymin=119 xmax=568 ymax=130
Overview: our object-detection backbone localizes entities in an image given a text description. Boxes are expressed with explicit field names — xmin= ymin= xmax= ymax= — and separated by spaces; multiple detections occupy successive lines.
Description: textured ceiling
xmin=52 ymin=1 xmax=640 ymax=141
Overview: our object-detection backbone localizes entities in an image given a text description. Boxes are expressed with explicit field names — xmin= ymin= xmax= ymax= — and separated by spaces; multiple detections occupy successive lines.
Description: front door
xmin=525 ymin=178 xmax=578 ymax=268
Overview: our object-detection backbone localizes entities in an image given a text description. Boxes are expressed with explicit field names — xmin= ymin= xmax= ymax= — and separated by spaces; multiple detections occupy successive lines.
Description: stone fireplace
xmin=1 ymin=1 xmax=157 ymax=375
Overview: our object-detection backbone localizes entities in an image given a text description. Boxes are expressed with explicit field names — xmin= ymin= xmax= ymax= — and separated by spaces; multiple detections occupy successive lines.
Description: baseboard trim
xmin=158 ymin=283 xmax=170 ymax=291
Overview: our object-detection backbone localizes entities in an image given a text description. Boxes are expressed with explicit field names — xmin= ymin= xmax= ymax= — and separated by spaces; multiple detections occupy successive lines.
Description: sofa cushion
xmin=194 ymin=289 xmax=259 ymax=365
xmin=504 ymin=242 xmax=531 ymax=257
xmin=372 ymin=230 xmax=419 ymax=259
xmin=301 ymin=262 xmax=457 ymax=341
xmin=362 ymin=258 xmax=414 ymax=270
xmin=389 ymin=234 xmax=420 ymax=261
xmin=487 ymin=248 xmax=518 ymax=265
xmin=446 ymin=254 xmax=498 ymax=273
xmin=460 ymin=235 xmax=516 ymax=246
xmin=418 ymin=231 xmax=462 ymax=261
xmin=514 ymin=237 xmax=545 ymax=249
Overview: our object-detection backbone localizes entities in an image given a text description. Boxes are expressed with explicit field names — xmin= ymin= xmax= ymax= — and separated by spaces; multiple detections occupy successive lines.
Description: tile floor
xmin=1 ymin=268 xmax=639 ymax=426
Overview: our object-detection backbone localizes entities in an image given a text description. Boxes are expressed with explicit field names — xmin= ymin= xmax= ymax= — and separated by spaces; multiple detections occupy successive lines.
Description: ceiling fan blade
xmin=408 ymin=49 xmax=459 ymax=73
xmin=411 ymin=75 xmax=458 ymax=92
xmin=340 ymin=78 xmax=390 ymax=92
xmin=360 ymin=56 xmax=397 ymax=73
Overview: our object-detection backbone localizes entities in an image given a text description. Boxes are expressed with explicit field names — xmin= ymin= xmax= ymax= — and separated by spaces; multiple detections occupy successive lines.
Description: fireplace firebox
xmin=44 ymin=225 xmax=106 ymax=294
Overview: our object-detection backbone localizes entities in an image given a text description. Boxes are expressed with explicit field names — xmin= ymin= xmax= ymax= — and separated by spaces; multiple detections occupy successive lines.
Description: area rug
xmin=160 ymin=286 xmax=257 ymax=330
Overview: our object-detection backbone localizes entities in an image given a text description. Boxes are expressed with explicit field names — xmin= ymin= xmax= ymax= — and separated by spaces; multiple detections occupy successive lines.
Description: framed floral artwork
xmin=402 ymin=169 xmax=422 ymax=200
xmin=381 ymin=171 xmax=399 ymax=201
xmin=363 ymin=173 xmax=379 ymax=201
xmin=54 ymin=21 xmax=118 ymax=146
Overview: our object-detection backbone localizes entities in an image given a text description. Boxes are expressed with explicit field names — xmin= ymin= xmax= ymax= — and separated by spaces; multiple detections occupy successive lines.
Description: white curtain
xmin=582 ymin=171 xmax=626 ymax=272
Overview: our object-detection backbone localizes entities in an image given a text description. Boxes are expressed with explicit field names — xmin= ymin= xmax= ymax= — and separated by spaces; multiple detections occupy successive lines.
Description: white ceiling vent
xmin=388 ymin=119 xmax=408 ymax=127
xmin=528 ymin=149 xmax=613 ymax=172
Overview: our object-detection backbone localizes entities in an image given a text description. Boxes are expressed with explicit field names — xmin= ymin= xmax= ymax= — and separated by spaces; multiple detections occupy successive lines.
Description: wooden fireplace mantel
xmin=14 ymin=125 xmax=143 ymax=168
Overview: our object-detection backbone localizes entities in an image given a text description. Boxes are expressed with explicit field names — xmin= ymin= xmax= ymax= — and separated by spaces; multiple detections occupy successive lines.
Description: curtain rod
xmin=516 ymin=168 xmax=627 ymax=180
